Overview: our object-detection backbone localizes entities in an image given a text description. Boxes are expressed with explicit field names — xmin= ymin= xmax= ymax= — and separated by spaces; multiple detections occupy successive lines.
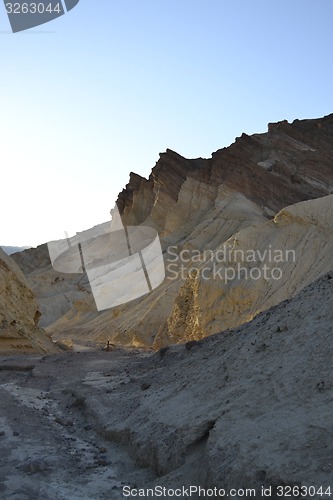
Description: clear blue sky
xmin=1 ymin=0 xmax=332 ymax=246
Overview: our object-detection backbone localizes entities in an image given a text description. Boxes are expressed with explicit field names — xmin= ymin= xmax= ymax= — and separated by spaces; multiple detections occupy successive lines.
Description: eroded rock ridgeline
xmin=12 ymin=114 xmax=333 ymax=348
xmin=119 ymin=114 xmax=333 ymax=228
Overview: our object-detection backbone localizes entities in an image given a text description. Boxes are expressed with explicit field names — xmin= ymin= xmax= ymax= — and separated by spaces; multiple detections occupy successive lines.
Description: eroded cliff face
xmin=119 ymin=114 xmax=333 ymax=231
xmin=12 ymin=244 xmax=93 ymax=329
xmin=0 ymin=248 xmax=57 ymax=354
xmin=12 ymin=114 xmax=333 ymax=347
xmin=155 ymin=193 xmax=333 ymax=346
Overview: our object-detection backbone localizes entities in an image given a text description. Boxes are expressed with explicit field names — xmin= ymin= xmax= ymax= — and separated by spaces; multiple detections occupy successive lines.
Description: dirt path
xmin=0 ymin=350 xmax=156 ymax=500
xmin=1 ymin=275 xmax=332 ymax=500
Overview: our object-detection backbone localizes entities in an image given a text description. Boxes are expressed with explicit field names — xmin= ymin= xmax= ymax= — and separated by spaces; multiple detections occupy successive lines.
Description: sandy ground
xmin=0 ymin=349 xmax=156 ymax=500
xmin=1 ymin=273 xmax=333 ymax=500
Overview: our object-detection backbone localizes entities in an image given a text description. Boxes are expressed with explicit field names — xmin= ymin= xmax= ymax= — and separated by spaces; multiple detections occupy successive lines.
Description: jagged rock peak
xmin=12 ymin=113 xmax=333 ymax=349
xmin=117 ymin=114 xmax=333 ymax=229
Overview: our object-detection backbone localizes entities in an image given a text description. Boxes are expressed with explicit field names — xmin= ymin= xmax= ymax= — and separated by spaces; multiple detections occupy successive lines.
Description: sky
xmin=1 ymin=0 xmax=333 ymax=247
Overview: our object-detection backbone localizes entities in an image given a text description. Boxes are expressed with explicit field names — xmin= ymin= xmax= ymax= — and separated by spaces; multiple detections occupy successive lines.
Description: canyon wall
xmin=0 ymin=248 xmax=57 ymax=354
xmin=12 ymin=114 xmax=333 ymax=347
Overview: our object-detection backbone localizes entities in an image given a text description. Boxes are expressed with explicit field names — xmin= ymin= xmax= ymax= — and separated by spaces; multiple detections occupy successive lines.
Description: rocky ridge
xmin=12 ymin=113 xmax=333 ymax=348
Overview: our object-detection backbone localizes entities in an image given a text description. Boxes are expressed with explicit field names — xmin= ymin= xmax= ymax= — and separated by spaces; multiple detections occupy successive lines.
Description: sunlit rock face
xmin=0 ymin=248 xmax=58 ymax=354
xmin=12 ymin=114 xmax=333 ymax=347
